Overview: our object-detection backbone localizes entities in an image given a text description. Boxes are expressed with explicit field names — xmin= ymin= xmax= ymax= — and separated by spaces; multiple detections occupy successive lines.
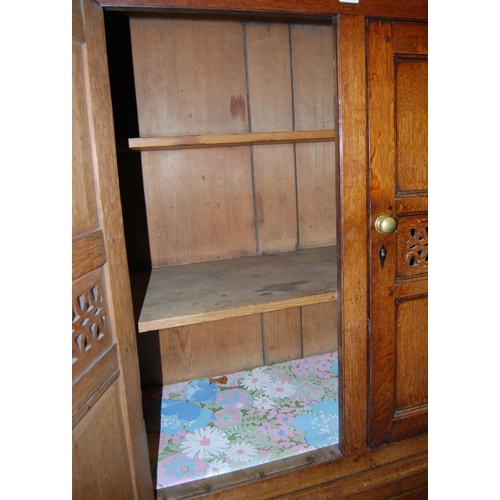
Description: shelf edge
xmin=129 ymin=130 xmax=335 ymax=151
xmin=138 ymin=291 xmax=337 ymax=333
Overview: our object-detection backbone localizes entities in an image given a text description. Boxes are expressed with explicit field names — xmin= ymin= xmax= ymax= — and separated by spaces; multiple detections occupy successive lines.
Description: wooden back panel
xmin=129 ymin=18 xmax=336 ymax=267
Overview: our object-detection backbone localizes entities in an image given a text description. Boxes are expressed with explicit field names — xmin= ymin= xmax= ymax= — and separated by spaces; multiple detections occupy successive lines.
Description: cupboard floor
xmin=142 ymin=351 xmax=339 ymax=489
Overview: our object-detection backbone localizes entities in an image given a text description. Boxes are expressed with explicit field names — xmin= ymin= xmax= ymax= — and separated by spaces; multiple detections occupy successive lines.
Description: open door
xmin=367 ymin=20 xmax=428 ymax=448
xmin=72 ymin=0 xmax=153 ymax=497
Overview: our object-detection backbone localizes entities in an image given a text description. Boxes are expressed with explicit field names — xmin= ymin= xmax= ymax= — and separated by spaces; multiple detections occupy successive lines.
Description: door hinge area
xmin=367 ymin=319 xmax=371 ymax=338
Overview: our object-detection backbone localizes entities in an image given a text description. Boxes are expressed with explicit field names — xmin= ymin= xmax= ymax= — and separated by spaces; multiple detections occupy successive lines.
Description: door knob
xmin=375 ymin=215 xmax=397 ymax=234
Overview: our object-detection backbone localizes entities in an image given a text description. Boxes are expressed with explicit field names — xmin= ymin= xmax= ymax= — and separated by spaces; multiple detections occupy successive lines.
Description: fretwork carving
xmin=72 ymin=268 xmax=113 ymax=379
xmin=397 ymin=216 xmax=428 ymax=278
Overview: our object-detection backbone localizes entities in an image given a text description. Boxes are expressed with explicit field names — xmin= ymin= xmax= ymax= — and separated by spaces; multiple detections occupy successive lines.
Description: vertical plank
xmin=141 ymin=148 xmax=256 ymax=267
xmin=302 ymin=302 xmax=338 ymax=357
xmin=159 ymin=315 xmax=264 ymax=384
xmin=291 ymin=24 xmax=336 ymax=132
xmin=336 ymin=14 xmax=369 ymax=456
xmin=263 ymin=308 xmax=302 ymax=364
xmin=246 ymin=23 xmax=297 ymax=254
xmin=252 ymin=144 xmax=297 ymax=254
xmin=130 ymin=18 xmax=249 ymax=136
xmin=296 ymin=142 xmax=336 ymax=248
xmin=292 ymin=24 xmax=336 ymax=248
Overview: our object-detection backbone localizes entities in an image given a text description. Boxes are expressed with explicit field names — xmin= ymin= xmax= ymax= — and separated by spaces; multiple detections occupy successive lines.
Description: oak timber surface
xmin=138 ymin=246 xmax=337 ymax=332
xmin=129 ymin=130 xmax=335 ymax=151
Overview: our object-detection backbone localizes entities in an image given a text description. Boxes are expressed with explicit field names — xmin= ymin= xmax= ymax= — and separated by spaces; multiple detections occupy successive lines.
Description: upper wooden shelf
xmin=128 ymin=130 xmax=335 ymax=151
xmin=137 ymin=246 xmax=337 ymax=332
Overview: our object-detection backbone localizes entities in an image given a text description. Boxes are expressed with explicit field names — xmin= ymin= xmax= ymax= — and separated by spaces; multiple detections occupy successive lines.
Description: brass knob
xmin=375 ymin=215 xmax=397 ymax=234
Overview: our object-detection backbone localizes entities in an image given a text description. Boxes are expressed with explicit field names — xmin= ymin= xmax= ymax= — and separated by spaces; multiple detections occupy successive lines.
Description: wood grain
xmin=158 ymin=315 xmax=263 ymax=384
xmin=335 ymin=14 xmax=368 ymax=457
xmin=395 ymin=59 xmax=428 ymax=193
xmin=302 ymin=302 xmax=338 ymax=357
xmin=138 ymin=246 xmax=337 ymax=332
xmin=395 ymin=296 xmax=428 ymax=411
xmin=128 ymin=130 xmax=335 ymax=151
xmin=98 ymin=0 xmax=428 ymax=20
xmin=263 ymin=308 xmax=302 ymax=364
xmin=73 ymin=380 xmax=136 ymax=499
xmin=367 ymin=19 xmax=428 ymax=448
xmin=246 ymin=22 xmax=297 ymax=254
xmin=141 ymin=147 xmax=256 ymax=267
xmin=129 ymin=18 xmax=249 ymax=137
xmin=72 ymin=229 xmax=106 ymax=280
xmin=72 ymin=39 xmax=99 ymax=238
xmin=292 ymin=23 xmax=336 ymax=249
xmin=77 ymin=0 xmax=154 ymax=496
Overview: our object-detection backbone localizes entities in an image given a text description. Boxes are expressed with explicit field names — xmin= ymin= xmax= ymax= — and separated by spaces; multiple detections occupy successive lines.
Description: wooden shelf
xmin=137 ymin=246 xmax=337 ymax=332
xmin=128 ymin=130 xmax=335 ymax=151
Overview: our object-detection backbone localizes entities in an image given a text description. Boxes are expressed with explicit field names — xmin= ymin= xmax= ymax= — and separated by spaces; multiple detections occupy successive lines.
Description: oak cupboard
xmin=72 ymin=0 xmax=428 ymax=498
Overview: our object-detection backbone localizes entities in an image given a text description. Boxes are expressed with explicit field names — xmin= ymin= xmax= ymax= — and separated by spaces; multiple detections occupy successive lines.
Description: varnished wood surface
xmin=335 ymin=14 xmax=368 ymax=457
xmin=367 ymin=19 xmax=428 ymax=448
xmin=129 ymin=130 xmax=335 ymax=151
xmin=73 ymin=0 xmax=153 ymax=497
xmin=72 ymin=229 xmax=106 ymax=280
xmin=138 ymin=246 xmax=337 ymax=332
xmin=98 ymin=0 xmax=428 ymax=20
xmin=73 ymin=381 xmax=136 ymax=499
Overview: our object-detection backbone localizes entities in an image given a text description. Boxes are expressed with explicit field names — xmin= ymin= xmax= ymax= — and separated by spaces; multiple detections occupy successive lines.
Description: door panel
xmin=368 ymin=20 xmax=428 ymax=447
xmin=72 ymin=0 xmax=153 ymax=497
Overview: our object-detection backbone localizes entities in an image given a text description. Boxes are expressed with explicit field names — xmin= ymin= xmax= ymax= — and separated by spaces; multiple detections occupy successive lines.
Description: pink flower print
xmin=275 ymin=412 xmax=293 ymax=425
xmin=258 ymin=422 xmax=272 ymax=436
xmin=214 ymin=409 xmax=242 ymax=429
xmin=157 ymin=453 xmax=208 ymax=487
xmin=216 ymin=389 xmax=252 ymax=410
xmin=292 ymin=366 xmax=309 ymax=378
xmin=170 ymin=430 xmax=188 ymax=445
xmin=270 ymin=424 xmax=295 ymax=443
xmin=159 ymin=432 xmax=170 ymax=450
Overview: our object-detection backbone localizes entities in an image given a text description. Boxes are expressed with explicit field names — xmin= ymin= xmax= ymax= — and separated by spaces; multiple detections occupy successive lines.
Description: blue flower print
xmin=293 ymin=399 xmax=339 ymax=448
xmin=183 ymin=380 xmax=219 ymax=404
xmin=331 ymin=361 xmax=338 ymax=376
xmin=161 ymin=400 xmax=215 ymax=434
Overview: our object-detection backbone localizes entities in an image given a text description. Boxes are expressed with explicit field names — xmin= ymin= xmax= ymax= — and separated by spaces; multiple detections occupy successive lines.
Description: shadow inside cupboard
xmin=104 ymin=10 xmax=341 ymax=493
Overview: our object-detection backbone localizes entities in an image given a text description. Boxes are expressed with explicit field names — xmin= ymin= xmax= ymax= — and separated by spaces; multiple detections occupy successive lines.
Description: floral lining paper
xmin=143 ymin=351 xmax=339 ymax=488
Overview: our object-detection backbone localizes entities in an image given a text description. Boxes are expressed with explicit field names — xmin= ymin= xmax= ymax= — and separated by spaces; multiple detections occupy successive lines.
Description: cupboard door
xmin=72 ymin=0 xmax=153 ymax=497
xmin=367 ymin=20 xmax=428 ymax=447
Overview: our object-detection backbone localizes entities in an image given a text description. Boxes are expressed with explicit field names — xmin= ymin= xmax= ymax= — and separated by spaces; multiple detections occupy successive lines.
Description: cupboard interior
xmin=104 ymin=10 xmax=340 ymax=487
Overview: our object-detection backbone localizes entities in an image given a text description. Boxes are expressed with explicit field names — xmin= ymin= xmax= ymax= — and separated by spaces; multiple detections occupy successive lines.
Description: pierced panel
xmin=72 ymin=267 xmax=113 ymax=380
xmin=397 ymin=215 xmax=428 ymax=278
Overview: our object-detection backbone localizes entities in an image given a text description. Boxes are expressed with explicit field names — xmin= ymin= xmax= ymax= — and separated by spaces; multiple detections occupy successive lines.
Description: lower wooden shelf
xmin=137 ymin=246 xmax=337 ymax=333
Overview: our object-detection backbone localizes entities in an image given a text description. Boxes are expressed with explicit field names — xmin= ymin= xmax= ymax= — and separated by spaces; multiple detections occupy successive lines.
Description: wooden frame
xmin=85 ymin=0 xmax=428 ymax=497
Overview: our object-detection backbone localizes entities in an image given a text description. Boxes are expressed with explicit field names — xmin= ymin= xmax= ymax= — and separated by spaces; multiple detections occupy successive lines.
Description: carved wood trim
xmin=396 ymin=215 xmax=428 ymax=278
xmin=73 ymin=267 xmax=114 ymax=381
